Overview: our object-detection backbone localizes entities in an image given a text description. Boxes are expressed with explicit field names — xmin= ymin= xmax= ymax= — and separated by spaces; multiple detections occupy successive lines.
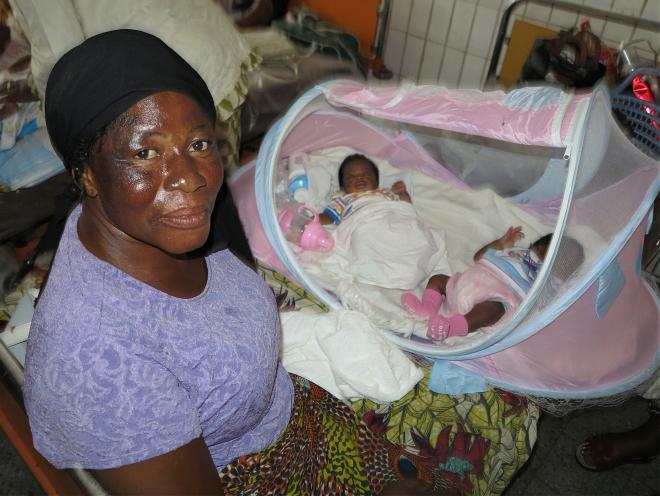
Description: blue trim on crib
xmin=483 ymin=279 xmax=660 ymax=399
xmin=647 ymin=208 xmax=654 ymax=234
xmin=381 ymin=91 xmax=660 ymax=360
xmin=260 ymin=80 xmax=660 ymax=398
xmin=487 ymin=349 xmax=660 ymax=400
xmin=595 ymin=259 xmax=625 ymax=319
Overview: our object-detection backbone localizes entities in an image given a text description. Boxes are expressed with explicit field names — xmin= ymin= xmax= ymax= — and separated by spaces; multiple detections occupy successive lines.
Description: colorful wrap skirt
xmin=217 ymin=265 xmax=539 ymax=495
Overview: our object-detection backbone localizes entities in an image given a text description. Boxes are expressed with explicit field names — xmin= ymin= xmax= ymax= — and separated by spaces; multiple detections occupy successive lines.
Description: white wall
xmin=383 ymin=0 xmax=660 ymax=89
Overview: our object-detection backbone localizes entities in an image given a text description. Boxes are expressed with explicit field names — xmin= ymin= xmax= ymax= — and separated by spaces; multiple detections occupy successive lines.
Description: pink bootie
xmin=401 ymin=289 xmax=444 ymax=318
xmin=427 ymin=314 xmax=469 ymax=341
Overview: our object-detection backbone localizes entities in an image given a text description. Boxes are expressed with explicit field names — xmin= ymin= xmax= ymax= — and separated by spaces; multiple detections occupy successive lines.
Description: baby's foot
xmin=400 ymin=289 xmax=443 ymax=318
xmin=427 ymin=314 xmax=469 ymax=341
xmin=401 ymin=292 xmax=425 ymax=315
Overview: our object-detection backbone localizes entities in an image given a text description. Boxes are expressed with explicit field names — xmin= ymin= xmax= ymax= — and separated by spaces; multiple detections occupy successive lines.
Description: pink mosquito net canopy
xmin=229 ymin=80 xmax=659 ymax=412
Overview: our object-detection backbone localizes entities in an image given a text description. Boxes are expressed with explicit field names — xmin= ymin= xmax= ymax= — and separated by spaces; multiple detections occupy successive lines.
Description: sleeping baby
xmin=317 ymin=153 xmax=450 ymax=291
xmin=319 ymin=153 xmax=411 ymax=225
xmin=402 ymin=227 xmax=583 ymax=341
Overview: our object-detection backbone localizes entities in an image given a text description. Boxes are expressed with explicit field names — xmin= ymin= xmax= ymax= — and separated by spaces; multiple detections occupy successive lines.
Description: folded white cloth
xmin=280 ymin=309 xmax=423 ymax=403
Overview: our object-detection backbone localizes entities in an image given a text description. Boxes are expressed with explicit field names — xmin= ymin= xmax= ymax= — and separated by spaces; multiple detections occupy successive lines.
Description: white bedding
xmin=280 ymin=308 xmax=423 ymax=403
xmin=330 ymin=198 xmax=449 ymax=290
xmin=285 ymin=146 xmax=603 ymax=343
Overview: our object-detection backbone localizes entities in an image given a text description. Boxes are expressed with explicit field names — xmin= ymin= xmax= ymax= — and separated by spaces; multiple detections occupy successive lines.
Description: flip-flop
xmin=575 ymin=435 xmax=657 ymax=471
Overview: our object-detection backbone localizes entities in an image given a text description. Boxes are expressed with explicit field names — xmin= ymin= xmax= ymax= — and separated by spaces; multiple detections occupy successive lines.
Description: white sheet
xmin=280 ymin=309 xmax=423 ymax=403
xmin=284 ymin=146 xmax=604 ymax=345
xmin=331 ymin=198 xmax=449 ymax=290
xmin=291 ymin=147 xmax=552 ymax=338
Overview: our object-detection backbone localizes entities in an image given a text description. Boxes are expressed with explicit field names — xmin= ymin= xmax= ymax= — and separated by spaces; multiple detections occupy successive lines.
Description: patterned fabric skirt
xmin=220 ymin=375 xmax=454 ymax=495
xmin=224 ymin=265 xmax=539 ymax=496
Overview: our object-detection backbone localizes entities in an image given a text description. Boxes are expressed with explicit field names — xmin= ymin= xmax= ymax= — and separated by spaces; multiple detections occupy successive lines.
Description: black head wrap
xmin=45 ymin=29 xmax=216 ymax=171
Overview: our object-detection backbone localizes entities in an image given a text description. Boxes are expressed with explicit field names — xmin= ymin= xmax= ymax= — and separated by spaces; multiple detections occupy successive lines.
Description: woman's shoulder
xmin=32 ymin=209 xmax=106 ymax=328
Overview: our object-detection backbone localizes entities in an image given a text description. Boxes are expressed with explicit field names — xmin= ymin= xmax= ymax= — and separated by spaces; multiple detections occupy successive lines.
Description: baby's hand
xmin=391 ymin=181 xmax=407 ymax=195
xmin=499 ymin=226 xmax=524 ymax=248
xmin=391 ymin=181 xmax=411 ymax=203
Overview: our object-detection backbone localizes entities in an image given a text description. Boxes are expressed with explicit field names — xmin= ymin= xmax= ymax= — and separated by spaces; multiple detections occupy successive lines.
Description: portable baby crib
xmin=232 ymin=79 xmax=659 ymax=408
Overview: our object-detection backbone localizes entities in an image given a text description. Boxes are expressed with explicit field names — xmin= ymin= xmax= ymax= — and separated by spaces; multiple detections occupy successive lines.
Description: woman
xmin=22 ymin=29 xmax=443 ymax=495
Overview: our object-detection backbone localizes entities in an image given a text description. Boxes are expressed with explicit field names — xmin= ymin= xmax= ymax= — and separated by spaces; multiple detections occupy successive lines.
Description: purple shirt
xmin=23 ymin=205 xmax=293 ymax=470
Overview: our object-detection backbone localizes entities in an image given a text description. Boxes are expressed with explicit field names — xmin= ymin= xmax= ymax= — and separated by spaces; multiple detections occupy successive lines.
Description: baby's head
xmin=531 ymin=233 xmax=585 ymax=279
xmin=530 ymin=234 xmax=553 ymax=261
xmin=338 ymin=154 xmax=379 ymax=194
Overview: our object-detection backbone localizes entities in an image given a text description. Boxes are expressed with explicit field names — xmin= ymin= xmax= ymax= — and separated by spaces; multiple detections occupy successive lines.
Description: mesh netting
xmin=517 ymin=90 xmax=657 ymax=323
xmin=259 ymin=84 xmax=658 ymax=414
xmin=528 ymin=366 xmax=660 ymax=417
xmin=405 ymin=124 xmax=558 ymax=197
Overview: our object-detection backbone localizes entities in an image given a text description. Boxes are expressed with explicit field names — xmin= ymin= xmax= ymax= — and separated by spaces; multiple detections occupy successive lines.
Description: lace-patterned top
xmin=23 ymin=205 xmax=293 ymax=470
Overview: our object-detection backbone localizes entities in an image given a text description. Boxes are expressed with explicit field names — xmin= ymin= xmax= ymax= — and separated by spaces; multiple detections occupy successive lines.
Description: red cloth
xmin=632 ymin=74 xmax=659 ymax=133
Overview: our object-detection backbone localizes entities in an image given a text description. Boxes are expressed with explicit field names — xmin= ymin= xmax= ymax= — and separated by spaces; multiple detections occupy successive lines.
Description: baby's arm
xmin=320 ymin=194 xmax=347 ymax=225
xmin=474 ymin=226 xmax=524 ymax=261
xmin=391 ymin=181 xmax=412 ymax=203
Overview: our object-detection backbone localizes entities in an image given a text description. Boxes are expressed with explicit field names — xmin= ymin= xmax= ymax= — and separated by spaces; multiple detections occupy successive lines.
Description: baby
xmin=316 ymin=153 xmax=449 ymax=291
xmin=319 ymin=154 xmax=410 ymax=225
xmin=402 ymin=227 xmax=568 ymax=341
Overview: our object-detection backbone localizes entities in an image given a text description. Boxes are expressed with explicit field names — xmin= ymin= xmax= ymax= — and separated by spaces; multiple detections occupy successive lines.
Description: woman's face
xmin=341 ymin=160 xmax=379 ymax=194
xmin=84 ymin=91 xmax=223 ymax=255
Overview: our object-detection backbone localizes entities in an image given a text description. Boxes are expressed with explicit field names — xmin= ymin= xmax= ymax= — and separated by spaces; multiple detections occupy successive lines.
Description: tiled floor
xmin=505 ymin=397 xmax=660 ymax=496
xmin=2 ymin=396 xmax=659 ymax=495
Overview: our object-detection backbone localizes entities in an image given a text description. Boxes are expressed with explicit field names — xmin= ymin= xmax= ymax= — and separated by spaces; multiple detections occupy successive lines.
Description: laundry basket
xmin=611 ymin=68 xmax=660 ymax=159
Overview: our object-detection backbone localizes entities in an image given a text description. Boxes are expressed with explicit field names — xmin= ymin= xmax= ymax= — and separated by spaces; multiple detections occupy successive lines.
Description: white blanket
xmin=280 ymin=309 xmax=423 ymax=403
xmin=286 ymin=146 xmax=603 ymax=350
xmin=331 ymin=199 xmax=449 ymax=290
xmin=298 ymin=155 xmax=553 ymax=338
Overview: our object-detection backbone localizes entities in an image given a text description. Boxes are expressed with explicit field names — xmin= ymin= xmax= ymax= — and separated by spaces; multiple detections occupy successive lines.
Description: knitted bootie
xmin=400 ymin=289 xmax=444 ymax=318
xmin=426 ymin=313 xmax=469 ymax=341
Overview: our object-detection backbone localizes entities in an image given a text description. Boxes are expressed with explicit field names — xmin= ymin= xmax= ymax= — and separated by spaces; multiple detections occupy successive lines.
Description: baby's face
xmin=342 ymin=160 xmax=379 ymax=194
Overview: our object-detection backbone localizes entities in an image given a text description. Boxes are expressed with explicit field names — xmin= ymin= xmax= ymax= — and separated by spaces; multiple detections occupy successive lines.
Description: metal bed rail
xmin=486 ymin=0 xmax=660 ymax=82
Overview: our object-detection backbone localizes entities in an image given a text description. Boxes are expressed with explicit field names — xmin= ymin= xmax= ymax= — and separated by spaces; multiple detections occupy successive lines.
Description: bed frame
xmin=486 ymin=0 xmax=660 ymax=85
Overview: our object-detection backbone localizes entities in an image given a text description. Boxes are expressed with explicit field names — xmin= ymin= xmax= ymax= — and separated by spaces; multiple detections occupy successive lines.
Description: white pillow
xmin=9 ymin=0 xmax=253 ymax=107
xmin=286 ymin=146 xmax=414 ymax=212
xmin=73 ymin=0 xmax=252 ymax=106
xmin=8 ymin=0 xmax=85 ymax=98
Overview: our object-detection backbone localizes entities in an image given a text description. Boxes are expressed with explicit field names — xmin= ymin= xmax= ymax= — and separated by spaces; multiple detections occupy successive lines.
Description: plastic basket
xmin=610 ymin=67 xmax=660 ymax=159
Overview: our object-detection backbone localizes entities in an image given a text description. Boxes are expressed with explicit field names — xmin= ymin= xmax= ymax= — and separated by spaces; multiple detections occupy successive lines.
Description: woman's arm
xmin=93 ymin=437 xmax=223 ymax=495
xmin=474 ymin=226 xmax=524 ymax=262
